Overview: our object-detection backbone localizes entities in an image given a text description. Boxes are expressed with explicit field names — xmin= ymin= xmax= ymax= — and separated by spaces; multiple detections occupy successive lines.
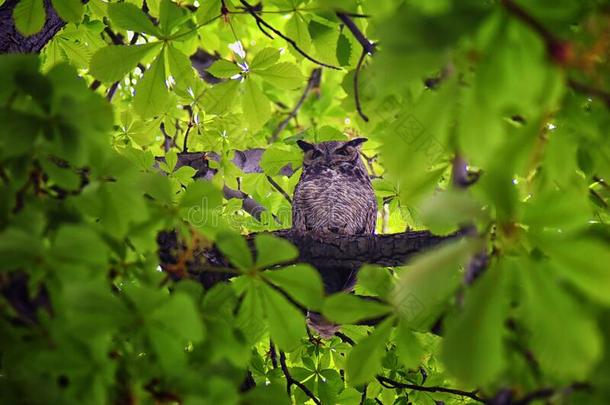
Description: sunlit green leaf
xmin=89 ymin=42 xmax=161 ymax=82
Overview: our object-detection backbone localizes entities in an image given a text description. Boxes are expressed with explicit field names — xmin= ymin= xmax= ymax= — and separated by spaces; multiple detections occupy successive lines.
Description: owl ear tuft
xmin=346 ymin=138 xmax=367 ymax=148
xmin=297 ymin=140 xmax=315 ymax=152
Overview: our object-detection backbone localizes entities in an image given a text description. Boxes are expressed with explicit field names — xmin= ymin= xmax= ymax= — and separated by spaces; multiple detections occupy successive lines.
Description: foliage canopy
xmin=1 ymin=0 xmax=610 ymax=404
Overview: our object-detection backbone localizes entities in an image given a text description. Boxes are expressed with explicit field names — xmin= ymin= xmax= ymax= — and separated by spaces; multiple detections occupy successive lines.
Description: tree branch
xmin=336 ymin=12 xmax=375 ymax=55
xmin=279 ymin=350 xmax=321 ymax=405
xmin=239 ymin=0 xmax=340 ymax=70
xmin=376 ymin=376 xmax=484 ymax=403
xmin=336 ymin=12 xmax=375 ymax=121
xmin=270 ymin=68 xmax=321 ymax=142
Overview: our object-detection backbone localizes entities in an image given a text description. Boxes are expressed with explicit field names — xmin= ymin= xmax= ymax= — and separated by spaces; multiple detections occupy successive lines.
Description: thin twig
xmin=270 ymin=68 xmax=322 ymax=142
xmin=269 ymin=340 xmax=278 ymax=368
xmin=336 ymin=12 xmax=375 ymax=54
xmin=335 ymin=331 xmax=355 ymax=345
xmin=501 ymin=0 xmax=610 ymax=108
xmin=239 ymin=0 xmax=340 ymax=70
xmin=514 ymin=383 xmax=590 ymax=405
xmin=336 ymin=12 xmax=375 ymax=122
xmin=376 ymin=376 xmax=484 ymax=403
xmin=354 ymin=49 xmax=369 ymax=121
xmin=266 ymin=175 xmax=292 ymax=204
xmin=567 ymin=78 xmax=610 ymax=108
xmin=279 ymin=351 xmax=322 ymax=405
xmin=106 ymin=82 xmax=119 ymax=101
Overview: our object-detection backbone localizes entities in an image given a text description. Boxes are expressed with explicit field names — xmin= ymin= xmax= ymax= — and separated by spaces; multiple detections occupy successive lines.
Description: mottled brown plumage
xmin=292 ymin=138 xmax=377 ymax=236
xmin=292 ymin=138 xmax=377 ymax=338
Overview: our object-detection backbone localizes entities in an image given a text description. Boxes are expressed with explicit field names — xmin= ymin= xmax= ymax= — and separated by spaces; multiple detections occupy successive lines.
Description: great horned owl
xmin=292 ymin=138 xmax=377 ymax=236
xmin=292 ymin=138 xmax=377 ymax=338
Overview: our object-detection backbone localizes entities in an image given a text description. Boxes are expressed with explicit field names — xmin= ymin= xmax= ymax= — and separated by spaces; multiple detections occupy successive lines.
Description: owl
xmin=292 ymin=138 xmax=377 ymax=236
xmin=292 ymin=138 xmax=378 ymax=338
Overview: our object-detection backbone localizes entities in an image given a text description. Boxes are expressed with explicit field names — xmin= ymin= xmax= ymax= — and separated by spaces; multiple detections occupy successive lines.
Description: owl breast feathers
xmin=292 ymin=138 xmax=377 ymax=235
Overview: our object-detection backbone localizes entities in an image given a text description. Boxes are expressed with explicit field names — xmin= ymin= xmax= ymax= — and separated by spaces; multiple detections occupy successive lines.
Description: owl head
xmin=297 ymin=138 xmax=367 ymax=169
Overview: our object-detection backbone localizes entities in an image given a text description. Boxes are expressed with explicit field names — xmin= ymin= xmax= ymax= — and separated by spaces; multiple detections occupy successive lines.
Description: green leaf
xmin=200 ymin=79 xmax=240 ymax=115
xmin=255 ymin=62 xmax=304 ymax=90
xmin=250 ymin=47 xmax=280 ymax=70
xmin=442 ymin=261 xmax=509 ymax=386
xmin=357 ymin=265 xmax=393 ymax=298
xmin=89 ymin=43 xmax=161 ymax=82
xmin=165 ymin=44 xmax=198 ymax=90
xmin=208 ymin=59 xmax=241 ymax=78
xmin=260 ymin=145 xmax=302 ymax=176
xmin=254 ymin=233 xmax=298 ymax=268
xmin=536 ymin=235 xmax=610 ymax=305
xmin=159 ymin=0 xmax=187 ymax=35
xmin=107 ymin=2 xmax=162 ymax=36
xmin=264 ymin=264 xmax=323 ymax=310
xmin=323 ymin=293 xmax=391 ymax=324
xmin=285 ymin=13 xmax=311 ymax=55
xmin=216 ymin=230 xmax=253 ymax=271
xmin=0 ymin=227 xmax=44 ymax=271
xmin=58 ymin=38 xmax=91 ymax=69
xmin=391 ymin=238 xmax=480 ymax=330
xmin=242 ymin=78 xmax=271 ymax=133
xmin=261 ymin=283 xmax=306 ymax=351
xmin=51 ymin=0 xmax=83 ymax=23
xmin=395 ymin=321 xmax=424 ymax=369
xmin=346 ymin=317 xmax=394 ymax=385
xmin=518 ymin=258 xmax=602 ymax=381
xmin=13 ymin=0 xmax=45 ymax=36
xmin=51 ymin=225 xmax=108 ymax=266
xmin=149 ymin=292 xmax=205 ymax=343
xmin=236 ymin=281 xmax=267 ymax=345
xmin=419 ymin=190 xmax=486 ymax=234
xmin=134 ymin=54 xmax=171 ymax=118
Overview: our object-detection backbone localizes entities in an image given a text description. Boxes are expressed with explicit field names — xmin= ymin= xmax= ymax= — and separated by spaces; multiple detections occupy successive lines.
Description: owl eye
xmin=311 ymin=150 xmax=322 ymax=159
xmin=335 ymin=148 xmax=350 ymax=156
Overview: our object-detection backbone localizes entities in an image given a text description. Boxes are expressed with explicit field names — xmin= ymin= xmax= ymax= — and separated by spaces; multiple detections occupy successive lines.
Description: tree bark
xmin=0 ymin=0 xmax=65 ymax=54
xmin=158 ymin=228 xmax=467 ymax=292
